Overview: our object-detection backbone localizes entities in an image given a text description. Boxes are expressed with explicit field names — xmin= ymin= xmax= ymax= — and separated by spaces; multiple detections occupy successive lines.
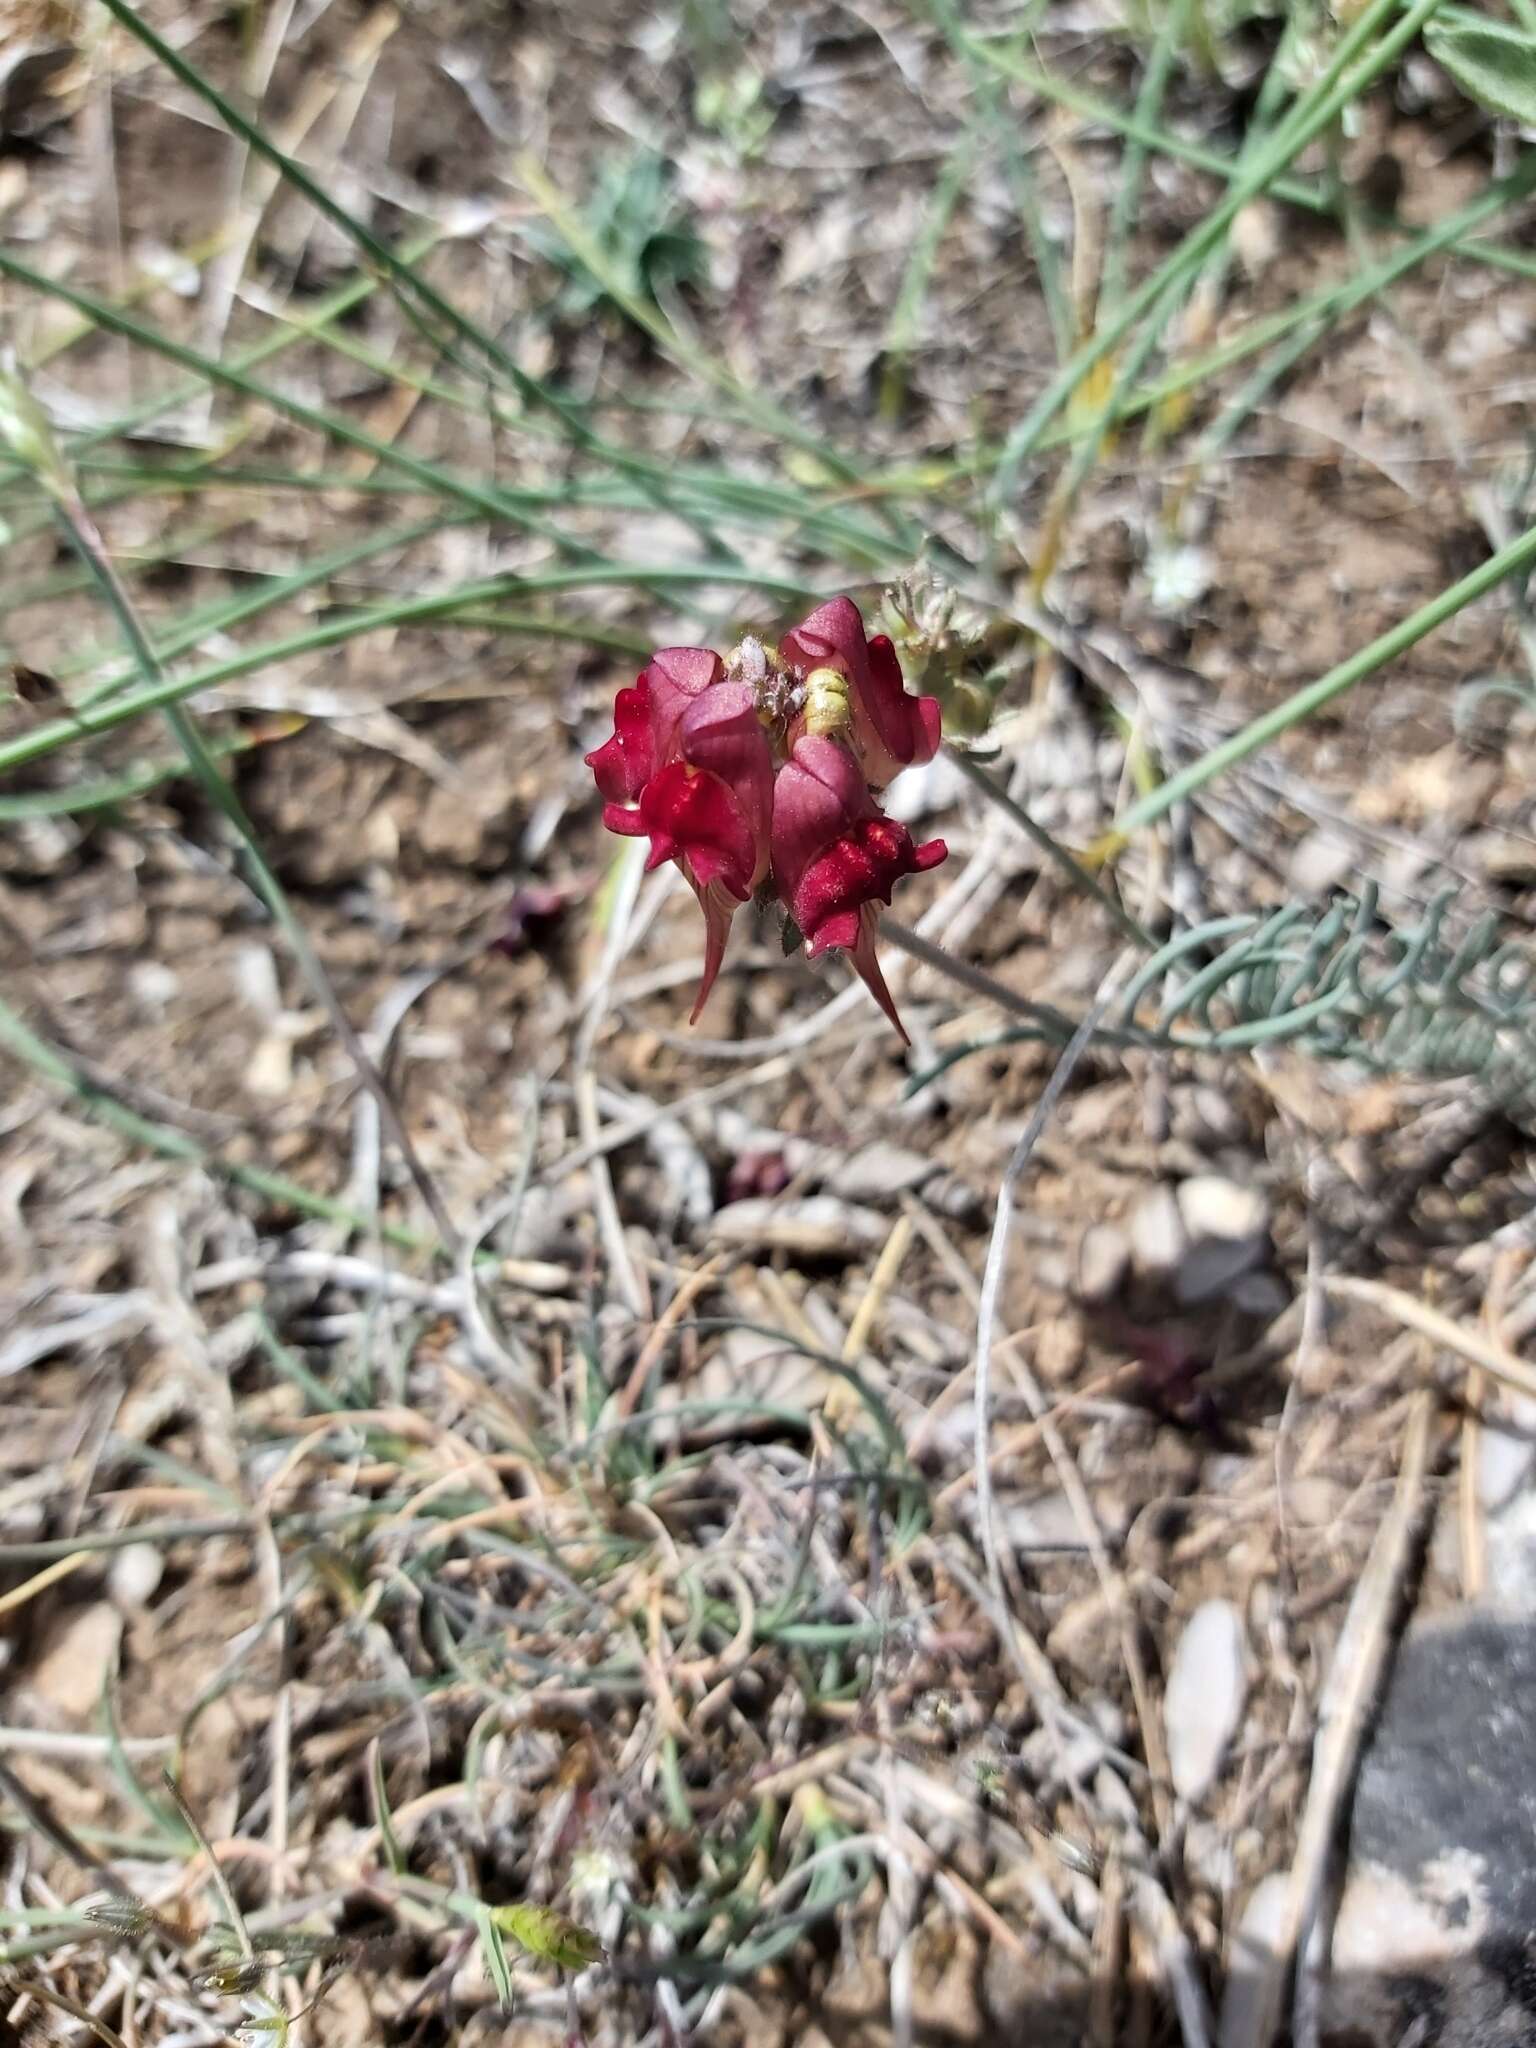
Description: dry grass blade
xmin=1324 ymin=1276 xmax=1536 ymax=1403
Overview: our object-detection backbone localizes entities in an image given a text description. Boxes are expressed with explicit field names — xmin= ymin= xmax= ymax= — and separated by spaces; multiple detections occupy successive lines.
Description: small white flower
xmin=1146 ymin=542 xmax=1214 ymax=617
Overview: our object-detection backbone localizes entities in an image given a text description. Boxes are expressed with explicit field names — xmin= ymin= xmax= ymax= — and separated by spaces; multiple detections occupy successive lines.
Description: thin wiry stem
xmin=877 ymin=918 xmax=1156 ymax=1048
xmin=162 ymin=1773 xmax=253 ymax=1961
xmin=1111 ymin=516 xmax=1536 ymax=842
xmin=948 ymin=751 xmax=1155 ymax=950
xmin=971 ymin=956 xmax=1131 ymax=1709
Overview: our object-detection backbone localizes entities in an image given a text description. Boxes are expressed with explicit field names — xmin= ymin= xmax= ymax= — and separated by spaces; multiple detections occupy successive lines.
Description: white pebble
xmin=1164 ymin=1598 xmax=1248 ymax=1803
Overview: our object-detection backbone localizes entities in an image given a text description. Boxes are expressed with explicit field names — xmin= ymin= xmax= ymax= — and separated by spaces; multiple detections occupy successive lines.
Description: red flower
xmin=588 ymin=670 xmax=773 ymax=1021
xmin=780 ymin=596 xmax=941 ymax=789
xmin=771 ymin=735 xmax=946 ymax=1042
xmin=587 ymin=605 xmax=948 ymax=1038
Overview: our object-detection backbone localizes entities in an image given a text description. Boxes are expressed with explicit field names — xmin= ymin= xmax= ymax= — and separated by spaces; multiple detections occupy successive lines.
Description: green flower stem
xmin=949 ymin=751 xmax=1155 ymax=949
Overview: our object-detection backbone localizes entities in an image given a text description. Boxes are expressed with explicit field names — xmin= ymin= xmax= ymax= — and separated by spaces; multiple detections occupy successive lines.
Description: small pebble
xmin=706 ymin=1197 xmax=887 ymax=1258
xmin=1175 ymin=1174 xmax=1271 ymax=1305
xmin=1164 ymin=1598 xmax=1247 ymax=1803
xmin=1228 ymin=1269 xmax=1290 ymax=1320
xmin=27 ymin=1604 xmax=124 ymax=1720
xmin=1176 ymin=1174 xmax=1270 ymax=1245
xmin=108 ymin=1543 xmax=165 ymax=1613
xmin=1174 ymin=1083 xmax=1246 ymax=1151
xmin=1218 ymin=1874 xmax=1290 ymax=2048
xmin=1077 ymin=1222 xmax=1131 ymax=1305
xmin=1288 ymin=827 xmax=1355 ymax=898
xmin=826 ymin=1141 xmax=936 ymax=1204
xmin=1129 ymin=1184 xmax=1186 ymax=1280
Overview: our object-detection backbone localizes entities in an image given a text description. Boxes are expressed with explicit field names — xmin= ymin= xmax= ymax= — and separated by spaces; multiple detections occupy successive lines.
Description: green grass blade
xmin=879 ymin=135 xmax=976 ymax=422
xmin=924 ymin=0 xmax=1073 ymax=361
xmin=1100 ymin=0 xmax=1195 ymax=314
xmin=0 ymin=561 xmax=821 ymax=779
xmin=1111 ymin=520 xmax=1536 ymax=841
xmin=0 ymin=975 xmax=432 ymax=1253
xmin=980 ymin=0 xmax=1448 ymax=509
xmin=0 ymin=247 xmax=613 ymax=561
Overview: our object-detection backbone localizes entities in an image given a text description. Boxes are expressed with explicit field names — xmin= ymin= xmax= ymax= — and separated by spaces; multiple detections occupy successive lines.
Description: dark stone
xmin=1350 ymin=1612 xmax=1536 ymax=1927
xmin=1323 ymin=1613 xmax=1536 ymax=2047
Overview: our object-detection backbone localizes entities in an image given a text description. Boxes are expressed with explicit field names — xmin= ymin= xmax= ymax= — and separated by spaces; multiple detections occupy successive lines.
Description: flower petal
xmin=689 ymin=877 xmax=741 ymax=1022
xmin=772 ymin=737 xmax=946 ymax=1028
xmin=680 ymin=681 xmax=775 ymax=886
xmin=601 ymin=801 xmax=649 ymax=837
xmin=585 ymin=678 xmax=654 ymax=802
xmin=790 ymin=814 xmax=946 ymax=954
xmin=847 ymin=907 xmax=911 ymax=1044
xmin=780 ymin=596 xmax=871 ymax=685
xmin=769 ymin=733 xmax=871 ymax=901
xmin=853 ymin=633 xmax=942 ymax=787
xmin=645 ymin=645 xmax=726 ymax=765
xmin=639 ymin=761 xmax=759 ymax=901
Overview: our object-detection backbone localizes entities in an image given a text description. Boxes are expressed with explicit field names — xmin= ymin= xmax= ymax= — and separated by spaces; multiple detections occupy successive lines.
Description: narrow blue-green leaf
xmin=474 ymin=1904 xmax=515 ymax=2010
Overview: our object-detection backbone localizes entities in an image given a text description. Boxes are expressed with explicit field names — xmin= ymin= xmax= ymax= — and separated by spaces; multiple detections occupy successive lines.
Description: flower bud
xmin=801 ymin=666 xmax=851 ymax=739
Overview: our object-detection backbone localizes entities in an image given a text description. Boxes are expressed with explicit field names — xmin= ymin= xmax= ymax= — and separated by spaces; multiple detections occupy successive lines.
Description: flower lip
xmin=792 ymin=813 xmax=947 ymax=957
xmin=638 ymin=760 xmax=759 ymax=898
xmin=584 ymin=678 xmax=654 ymax=803
xmin=771 ymin=731 xmax=947 ymax=1042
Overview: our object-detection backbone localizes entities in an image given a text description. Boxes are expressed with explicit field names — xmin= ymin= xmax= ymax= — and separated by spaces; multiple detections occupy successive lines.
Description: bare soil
xmin=3 ymin=3 xmax=1536 ymax=2045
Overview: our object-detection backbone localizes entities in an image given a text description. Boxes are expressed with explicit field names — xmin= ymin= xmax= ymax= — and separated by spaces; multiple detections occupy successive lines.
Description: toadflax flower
xmin=587 ymin=650 xmax=773 ymax=1022
xmin=586 ymin=596 xmax=946 ymax=1039
xmin=780 ymin=595 xmax=942 ymax=788
xmin=771 ymin=734 xmax=946 ymax=1038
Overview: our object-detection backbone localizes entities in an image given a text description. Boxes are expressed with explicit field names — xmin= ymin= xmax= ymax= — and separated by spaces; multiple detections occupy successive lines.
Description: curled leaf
xmin=1425 ymin=14 xmax=1536 ymax=125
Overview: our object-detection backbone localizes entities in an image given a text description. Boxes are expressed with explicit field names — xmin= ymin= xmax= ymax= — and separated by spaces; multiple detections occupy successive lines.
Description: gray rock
xmin=706 ymin=1196 xmax=887 ymax=1257
xmin=1289 ymin=826 xmax=1355 ymax=898
xmin=1324 ymin=1612 xmax=1536 ymax=2046
xmin=1218 ymin=1873 xmax=1289 ymax=2048
xmin=1174 ymin=1174 xmax=1270 ymax=1305
xmin=1173 ymin=1083 xmax=1247 ymax=1151
xmin=1477 ymin=1396 xmax=1536 ymax=1615
xmin=826 ymin=1142 xmax=940 ymax=1205
xmin=1228 ymin=1269 xmax=1290 ymax=1321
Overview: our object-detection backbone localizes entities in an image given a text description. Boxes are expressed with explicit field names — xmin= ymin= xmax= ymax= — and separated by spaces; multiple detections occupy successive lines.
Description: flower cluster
xmin=586 ymin=597 xmax=947 ymax=1040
